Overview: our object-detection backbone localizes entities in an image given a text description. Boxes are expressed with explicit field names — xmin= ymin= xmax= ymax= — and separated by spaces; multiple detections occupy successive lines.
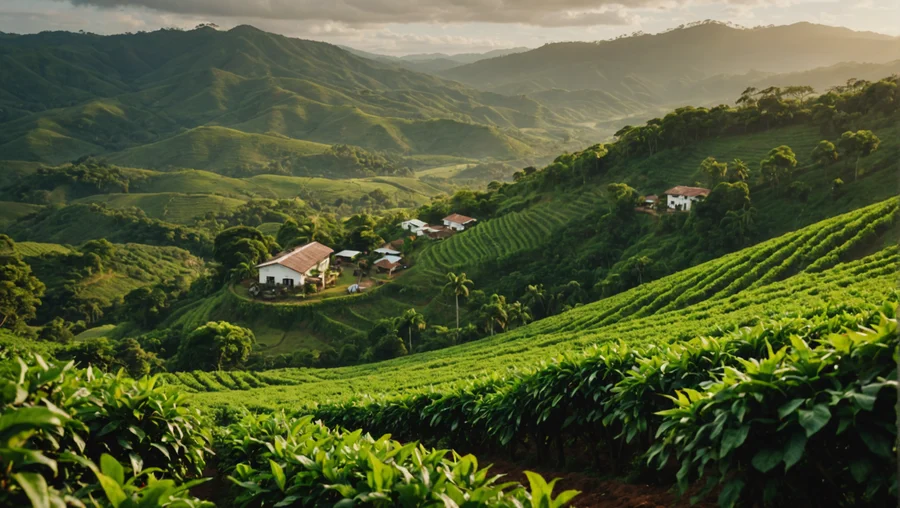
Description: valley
xmin=0 ymin=18 xmax=897 ymax=508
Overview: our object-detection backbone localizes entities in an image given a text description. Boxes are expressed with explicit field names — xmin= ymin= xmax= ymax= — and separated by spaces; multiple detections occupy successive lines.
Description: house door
xmin=282 ymin=278 xmax=294 ymax=287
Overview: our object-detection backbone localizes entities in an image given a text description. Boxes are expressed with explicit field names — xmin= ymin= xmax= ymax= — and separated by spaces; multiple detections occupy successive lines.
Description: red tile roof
xmin=256 ymin=242 xmax=333 ymax=274
xmin=444 ymin=213 xmax=476 ymax=224
xmin=663 ymin=186 xmax=710 ymax=197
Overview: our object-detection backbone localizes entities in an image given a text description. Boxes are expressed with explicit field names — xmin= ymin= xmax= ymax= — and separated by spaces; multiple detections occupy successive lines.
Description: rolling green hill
xmin=0 ymin=26 xmax=573 ymax=168
xmin=143 ymin=75 xmax=899 ymax=360
xmin=74 ymin=193 xmax=246 ymax=225
xmin=181 ymin=197 xmax=898 ymax=407
xmin=106 ymin=127 xmax=330 ymax=173
xmin=22 ymin=240 xmax=205 ymax=326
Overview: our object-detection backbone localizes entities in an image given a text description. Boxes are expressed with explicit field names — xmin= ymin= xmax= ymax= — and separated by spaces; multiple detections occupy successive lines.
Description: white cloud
xmin=51 ymin=0 xmax=730 ymax=27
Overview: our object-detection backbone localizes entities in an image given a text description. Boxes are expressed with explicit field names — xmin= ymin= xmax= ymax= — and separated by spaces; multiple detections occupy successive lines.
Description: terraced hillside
xmin=417 ymin=193 xmax=600 ymax=273
xmin=180 ymin=197 xmax=898 ymax=408
xmin=149 ymin=189 xmax=601 ymax=358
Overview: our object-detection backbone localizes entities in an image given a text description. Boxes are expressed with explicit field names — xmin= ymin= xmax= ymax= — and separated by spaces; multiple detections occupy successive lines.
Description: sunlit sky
xmin=1 ymin=0 xmax=897 ymax=55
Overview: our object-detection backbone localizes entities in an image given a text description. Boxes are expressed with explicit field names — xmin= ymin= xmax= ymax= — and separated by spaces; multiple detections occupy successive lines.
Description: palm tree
xmin=444 ymin=272 xmax=474 ymax=343
xmin=731 ymin=158 xmax=750 ymax=182
xmin=507 ymin=301 xmax=532 ymax=329
xmin=480 ymin=294 xmax=508 ymax=336
xmin=523 ymin=284 xmax=546 ymax=319
xmin=631 ymin=256 xmax=652 ymax=285
xmin=230 ymin=261 xmax=256 ymax=283
xmin=401 ymin=308 xmax=426 ymax=352
xmin=355 ymin=254 xmax=371 ymax=286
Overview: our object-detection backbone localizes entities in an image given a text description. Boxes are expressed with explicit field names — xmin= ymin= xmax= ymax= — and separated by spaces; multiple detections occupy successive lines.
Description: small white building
xmin=334 ymin=250 xmax=362 ymax=263
xmin=400 ymin=219 xmax=427 ymax=233
xmin=663 ymin=186 xmax=710 ymax=211
xmin=256 ymin=242 xmax=333 ymax=288
xmin=374 ymin=247 xmax=401 ymax=256
xmin=375 ymin=255 xmax=402 ymax=265
xmin=442 ymin=213 xmax=477 ymax=231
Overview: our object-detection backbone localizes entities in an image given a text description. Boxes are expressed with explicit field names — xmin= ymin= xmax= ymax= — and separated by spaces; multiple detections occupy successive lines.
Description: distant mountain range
xmin=0 ymin=27 xmax=561 ymax=170
xmin=339 ymin=47 xmax=530 ymax=73
xmin=440 ymin=22 xmax=900 ymax=96
xmin=1 ymin=21 xmax=896 ymax=175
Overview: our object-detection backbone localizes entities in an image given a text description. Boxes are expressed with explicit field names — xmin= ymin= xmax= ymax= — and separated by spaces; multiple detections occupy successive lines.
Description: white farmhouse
xmin=442 ymin=213 xmax=477 ymax=231
xmin=663 ymin=186 xmax=710 ymax=211
xmin=400 ymin=219 xmax=427 ymax=233
xmin=256 ymin=242 xmax=333 ymax=289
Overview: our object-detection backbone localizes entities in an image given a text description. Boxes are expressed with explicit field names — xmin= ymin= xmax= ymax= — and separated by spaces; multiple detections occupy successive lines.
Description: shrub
xmin=0 ymin=355 xmax=213 ymax=505
xmin=220 ymin=412 xmax=578 ymax=507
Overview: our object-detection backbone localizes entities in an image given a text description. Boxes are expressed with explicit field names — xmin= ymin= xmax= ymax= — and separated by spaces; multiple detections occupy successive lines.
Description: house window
xmin=282 ymin=278 xmax=294 ymax=287
xmin=266 ymin=276 xmax=275 ymax=284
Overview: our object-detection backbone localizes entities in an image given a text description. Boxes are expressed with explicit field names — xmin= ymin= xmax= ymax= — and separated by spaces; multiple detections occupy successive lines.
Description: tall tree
xmin=177 ymin=321 xmax=255 ymax=371
xmin=443 ymin=272 xmax=474 ymax=344
xmin=214 ymin=226 xmax=275 ymax=275
xmin=811 ymin=140 xmax=839 ymax=166
xmin=400 ymin=308 xmax=426 ymax=353
xmin=507 ymin=301 xmax=532 ymax=329
xmin=0 ymin=235 xmax=45 ymax=330
xmin=838 ymin=130 xmax=880 ymax=181
xmin=700 ymin=156 xmax=728 ymax=187
xmin=730 ymin=159 xmax=750 ymax=182
xmin=630 ymin=255 xmax=653 ymax=285
xmin=479 ymin=294 xmax=508 ymax=336
xmin=759 ymin=145 xmax=798 ymax=188
xmin=522 ymin=284 xmax=547 ymax=319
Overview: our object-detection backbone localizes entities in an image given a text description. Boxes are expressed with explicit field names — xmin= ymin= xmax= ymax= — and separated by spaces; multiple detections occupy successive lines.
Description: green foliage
xmin=309 ymin=303 xmax=897 ymax=506
xmin=177 ymin=321 xmax=256 ymax=372
xmin=213 ymin=226 xmax=276 ymax=276
xmin=219 ymin=412 xmax=577 ymax=507
xmin=0 ymin=235 xmax=46 ymax=331
xmin=187 ymin=200 xmax=899 ymax=411
xmin=0 ymin=29 xmax=545 ymax=168
xmin=759 ymin=145 xmax=798 ymax=187
xmin=0 ymin=355 xmax=212 ymax=505
xmin=651 ymin=317 xmax=898 ymax=506
xmin=838 ymin=129 xmax=881 ymax=180
xmin=9 ymin=158 xmax=136 ymax=203
xmin=8 ymin=204 xmax=213 ymax=256
xmin=699 ymin=156 xmax=728 ymax=186
xmin=811 ymin=140 xmax=839 ymax=165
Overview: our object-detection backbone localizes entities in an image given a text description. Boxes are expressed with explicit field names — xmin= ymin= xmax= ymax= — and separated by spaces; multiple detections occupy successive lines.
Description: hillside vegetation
xmin=182 ymin=198 xmax=897 ymax=406
xmin=0 ymin=26 xmax=575 ymax=167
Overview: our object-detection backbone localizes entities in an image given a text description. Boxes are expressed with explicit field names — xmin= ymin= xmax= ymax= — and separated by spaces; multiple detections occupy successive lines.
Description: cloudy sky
xmin=1 ymin=0 xmax=897 ymax=55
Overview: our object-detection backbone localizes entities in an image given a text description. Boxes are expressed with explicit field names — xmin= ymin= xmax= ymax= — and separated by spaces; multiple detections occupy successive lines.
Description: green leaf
xmin=782 ymin=433 xmax=806 ymax=471
xmin=777 ymin=398 xmax=805 ymax=420
xmin=13 ymin=472 xmax=51 ymax=508
xmin=129 ymin=453 xmax=143 ymax=475
xmin=101 ymin=454 xmax=125 ymax=486
xmin=719 ymin=425 xmax=750 ymax=457
xmin=858 ymin=430 xmax=892 ymax=458
xmin=270 ymin=459 xmax=286 ymax=492
xmin=751 ymin=448 xmax=783 ymax=473
xmin=797 ymin=404 xmax=831 ymax=437
xmin=850 ymin=392 xmax=877 ymax=411
xmin=717 ymin=478 xmax=744 ymax=508
xmin=96 ymin=473 xmax=127 ymax=507
xmin=552 ymin=489 xmax=581 ymax=507
xmin=850 ymin=459 xmax=872 ymax=483
xmin=0 ymin=407 xmax=65 ymax=433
